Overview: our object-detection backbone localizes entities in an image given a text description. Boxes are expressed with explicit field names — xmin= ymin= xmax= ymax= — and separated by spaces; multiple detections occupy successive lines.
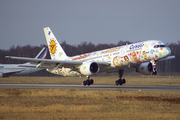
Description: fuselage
xmin=47 ymin=40 xmax=171 ymax=76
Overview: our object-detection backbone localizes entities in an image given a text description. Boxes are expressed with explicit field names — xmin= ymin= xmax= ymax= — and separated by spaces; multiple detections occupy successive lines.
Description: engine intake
xmin=79 ymin=62 xmax=99 ymax=76
xmin=136 ymin=62 xmax=154 ymax=75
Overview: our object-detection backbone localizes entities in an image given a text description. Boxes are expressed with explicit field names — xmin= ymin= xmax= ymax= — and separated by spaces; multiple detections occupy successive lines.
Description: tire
xmin=86 ymin=80 xmax=90 ymax=86
xmin=115 ymin=80 xmax=119 ymax=85
xmin=119 ymin=82 xmax=122 ymax=85
xmin=122 ymin=79 xmax=126 ymax=84
xmin=154 ymin=71 xmax=157 ymax=75
xmin=83 ymin=80 xmax=87 ymax=86
xmin=90 ymin=79 xmax=94 ymax=85
xmin=118 ymin=79 xmax=122 ymax=85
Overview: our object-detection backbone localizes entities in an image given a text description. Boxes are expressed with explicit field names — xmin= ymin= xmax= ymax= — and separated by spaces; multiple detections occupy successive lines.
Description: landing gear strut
xmin=82 ymin=76 xmax=94 ymax=86
xmin=115 ymin=69 xmax=126 ymax=85
xmin=151 ymin=60 xmax=157 ymax=75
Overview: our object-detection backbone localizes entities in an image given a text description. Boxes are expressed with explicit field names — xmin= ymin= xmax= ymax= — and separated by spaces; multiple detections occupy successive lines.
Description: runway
xmin=0 ymin=84 xmax=180 ymax=91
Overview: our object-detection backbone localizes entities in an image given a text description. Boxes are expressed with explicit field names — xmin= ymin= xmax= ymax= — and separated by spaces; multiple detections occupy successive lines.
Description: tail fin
xmin=35 ymin=47 xmax=48 ymax=59
xmin=23 ymin=47 xmax=48 ymax=65
xmin=43 ymin=27 xmax=68 ymax=60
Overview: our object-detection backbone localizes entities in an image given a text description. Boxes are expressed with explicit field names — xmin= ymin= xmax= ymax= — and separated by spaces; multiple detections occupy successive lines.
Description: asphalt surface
xmin=0 ymin=84 xmax=180 ymax=91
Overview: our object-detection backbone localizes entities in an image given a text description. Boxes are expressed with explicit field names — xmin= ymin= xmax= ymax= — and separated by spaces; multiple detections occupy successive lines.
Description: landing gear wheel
xmin=153 ymin=71 xmax=157 ymax=75
xmin=115 ymin=80 xmax=119 ymax=85
xmin=82 ymin=77 xmax=94 ymax=86
xmin=119 ymin=79 xmax=123 ymax=85
xmin=90 ymin=79 xmax=94 ymax=84
xmin=115 ymin=79 xmax=126 ymax=85
xmin=82 ymin=80 xmax=87 ymax=86
xmin=122 ymin=79 xmax=126 ymax=84
xmin=115 ymin=69 xmax=126 ymax=86
xmin=151 ymin=71 xmax=157 ymax=75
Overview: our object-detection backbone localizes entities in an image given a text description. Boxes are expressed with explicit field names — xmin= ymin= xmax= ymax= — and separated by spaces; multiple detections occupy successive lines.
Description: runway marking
xmin=0 ymin=84 xmax=180 ymax=91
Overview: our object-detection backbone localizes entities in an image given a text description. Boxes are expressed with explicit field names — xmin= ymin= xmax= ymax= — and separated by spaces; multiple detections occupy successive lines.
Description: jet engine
xmin=136 ymin=62 xmax=156 ymax=75
xmin=79 ymin=62 xmax=99 ymax=76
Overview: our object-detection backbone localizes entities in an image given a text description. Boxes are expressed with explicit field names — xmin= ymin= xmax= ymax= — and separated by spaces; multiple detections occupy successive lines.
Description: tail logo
xmin=50 ymin=40 xmax=56 ymax=54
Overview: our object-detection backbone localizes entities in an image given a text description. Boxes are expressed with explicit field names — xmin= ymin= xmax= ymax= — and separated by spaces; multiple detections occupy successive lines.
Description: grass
xmin=0 ymin=76 xmax=180 ymax=119
xmin=0 ymin=75 xmax=180 ymax=86
xmin=0 ymin=89 xmax=180 ymax=120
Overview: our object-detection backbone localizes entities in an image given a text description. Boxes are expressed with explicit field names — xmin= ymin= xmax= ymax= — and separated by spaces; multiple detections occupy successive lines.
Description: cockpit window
xmin=153 ymin=45 xmax=166 ymax=48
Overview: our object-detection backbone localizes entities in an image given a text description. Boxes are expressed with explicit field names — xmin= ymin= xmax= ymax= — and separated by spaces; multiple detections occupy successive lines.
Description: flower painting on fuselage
xmin=128 ymin=51 xmax=141 ymax=63
xmin=111 ymin=41 xmax=171 ymax=68
xmin=49 ymin=68 xmax=82 ymax=77
xmin=48 ymin=40 xmax=171 ymax=76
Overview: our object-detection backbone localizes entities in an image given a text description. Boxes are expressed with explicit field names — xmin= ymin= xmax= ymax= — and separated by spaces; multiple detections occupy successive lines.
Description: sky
xmin=1 ymin=0 xmax=180 ymax=50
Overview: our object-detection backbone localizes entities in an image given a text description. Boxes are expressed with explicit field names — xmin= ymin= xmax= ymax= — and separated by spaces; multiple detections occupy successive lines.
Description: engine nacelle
xmin=79 ymin=62 xmax=99 ymax=76
xmin=136 ymin=62 xmax=154 ymax=75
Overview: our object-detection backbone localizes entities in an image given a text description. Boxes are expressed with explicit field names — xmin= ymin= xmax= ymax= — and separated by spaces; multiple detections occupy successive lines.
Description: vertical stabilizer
xmin=43 ymin=27 xmax=68 ymax=60
xmin=24 ymin=47 xmax=48 ymax=65
xmin=35 ymin=47 xmax=48 ymax=59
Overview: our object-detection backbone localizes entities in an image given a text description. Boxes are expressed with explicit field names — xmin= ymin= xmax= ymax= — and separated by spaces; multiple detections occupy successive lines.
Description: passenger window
xmin=160 ymin=45 xmax=165 ymax=47
xmin=154 ymin=45 xmax=166 ymax=48
xmin=154 ymin=45 xmax=158 ymax=48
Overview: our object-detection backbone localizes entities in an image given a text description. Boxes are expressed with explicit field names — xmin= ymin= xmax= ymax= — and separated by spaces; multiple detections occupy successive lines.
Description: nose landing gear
xmin=115 ymin=69 xmax=126 ymax=85
xmin=151 ymin=60 xmax=157 ymax=75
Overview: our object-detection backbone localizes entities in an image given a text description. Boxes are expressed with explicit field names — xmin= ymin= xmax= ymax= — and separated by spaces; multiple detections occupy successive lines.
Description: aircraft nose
xmin=167 ymin=47 xmax=171 ymax=56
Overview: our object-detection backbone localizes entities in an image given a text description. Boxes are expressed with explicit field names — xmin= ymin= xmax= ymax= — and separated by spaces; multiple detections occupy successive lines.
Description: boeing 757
xmin=1 ymin=47 xmax=47 ymax=77
xmin=6 ymin=27 xmax=175 ymax=85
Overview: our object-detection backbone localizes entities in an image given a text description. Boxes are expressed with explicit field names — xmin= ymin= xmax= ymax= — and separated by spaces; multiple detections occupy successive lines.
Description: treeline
xmin=0 ymin=41 xmax=179 ymax=76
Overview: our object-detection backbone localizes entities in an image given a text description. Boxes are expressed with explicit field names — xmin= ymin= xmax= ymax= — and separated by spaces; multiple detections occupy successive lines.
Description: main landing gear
xmin=82 ymin=69 xmax=126 ymax=86
xmin=115 ymin=69 xmax=126 ymax=85
xmin=82 ymin=76 xmax=94 ymax=86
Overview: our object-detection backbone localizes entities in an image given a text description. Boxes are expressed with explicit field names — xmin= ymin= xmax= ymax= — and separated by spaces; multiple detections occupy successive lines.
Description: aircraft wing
xmin=5 ymin=56 xmax=110 ymax=69
xmin=0 ymin=68 xmax=25 ymax=73
xmin=159 ymin=56 xmax=176 ymax=61
xmin=0 ymin=68 xmax=26 ymax=77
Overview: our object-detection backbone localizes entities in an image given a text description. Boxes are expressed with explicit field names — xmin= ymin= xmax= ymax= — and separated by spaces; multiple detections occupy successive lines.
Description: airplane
xmin=5 ymin=27 xmax=175 ymax=85
xmin=0 ymin=47 xmax=48 ymax=77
